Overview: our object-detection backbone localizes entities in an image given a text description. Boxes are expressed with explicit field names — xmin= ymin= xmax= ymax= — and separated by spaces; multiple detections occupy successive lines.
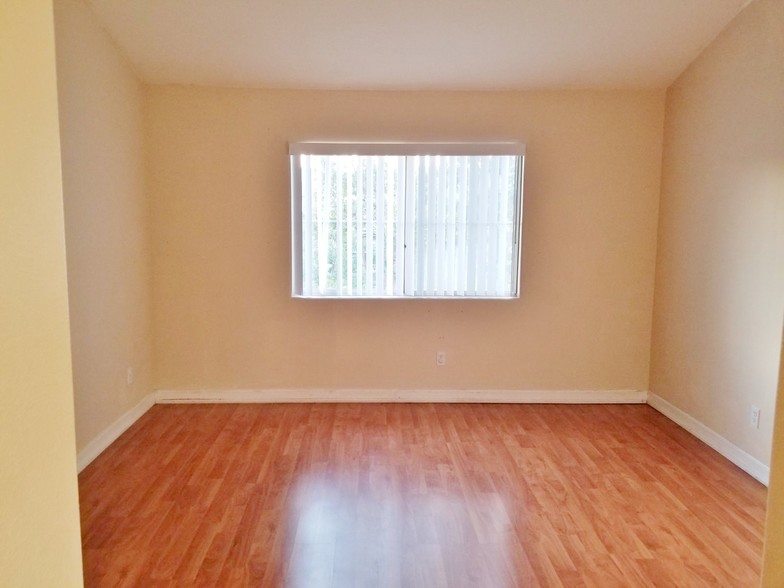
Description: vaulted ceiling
xmin=87 ymin=0 xmax=751 ymax=90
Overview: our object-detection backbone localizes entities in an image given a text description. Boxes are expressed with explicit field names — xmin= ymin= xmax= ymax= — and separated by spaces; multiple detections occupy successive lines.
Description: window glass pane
xmin=300 ymin=154 xmax=404 ymax=296
xmin=406 ymin=155 xmax=518 ymax=297
xmin=292 ymin=145 xmax=523 ymax=299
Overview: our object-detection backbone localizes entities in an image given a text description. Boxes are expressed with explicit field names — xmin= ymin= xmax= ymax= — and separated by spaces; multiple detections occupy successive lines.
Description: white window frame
xmin=290 ymin=141 xmax=525 ymax=299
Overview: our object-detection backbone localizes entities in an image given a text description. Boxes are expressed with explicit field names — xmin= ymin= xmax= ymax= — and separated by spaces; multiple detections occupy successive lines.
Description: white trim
xmin=75 ymin=388 xmax=771 ymax=488
xmin=289 ymin=141 xmax=526 ymax=157
xmin=647 ymin=393 xmax=770 ymax=485
xmin=76 ymin=393 xmax=156 ymax=473
xmin=75 ymin=388 xmax=643 ymax=472
xmin=291 ymin=294 xmax=520 ymax=300
xmin=155 ymin=388 xmax=647 ymax=404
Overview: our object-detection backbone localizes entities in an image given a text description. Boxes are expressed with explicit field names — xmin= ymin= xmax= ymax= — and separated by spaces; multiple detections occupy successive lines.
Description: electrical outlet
xmin=750 ymin=405 xmax=760 ymax=429
xmin=126 ymin=367 xmax=134 ymax=386
xmin=436 ymin=351 xmax=446 ymax=366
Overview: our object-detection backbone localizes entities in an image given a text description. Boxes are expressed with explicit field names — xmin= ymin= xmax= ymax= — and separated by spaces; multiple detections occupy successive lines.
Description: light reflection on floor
xmin=284 ymin=472 xmax=514 ymax=588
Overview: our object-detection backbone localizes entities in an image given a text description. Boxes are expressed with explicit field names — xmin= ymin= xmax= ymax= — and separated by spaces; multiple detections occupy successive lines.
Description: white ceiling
xmin=87 ymin=0 xmax=751 ymax=90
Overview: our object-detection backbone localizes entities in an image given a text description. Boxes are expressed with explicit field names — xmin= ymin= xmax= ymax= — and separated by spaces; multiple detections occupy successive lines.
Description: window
xmin=290 ymin=142 xmax=525 ymax=299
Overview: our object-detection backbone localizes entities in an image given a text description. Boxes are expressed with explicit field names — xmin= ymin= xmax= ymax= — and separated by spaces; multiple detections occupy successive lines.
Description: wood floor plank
xmin=79 ymin=404 xmax=767 ymax=587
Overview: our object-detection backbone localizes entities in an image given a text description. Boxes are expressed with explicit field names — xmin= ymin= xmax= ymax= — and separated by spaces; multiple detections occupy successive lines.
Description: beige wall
xmin=649 ymin=0 xmax=784 ymax=465
xmin=147 ymin=87 xmax=664 ymax=392
xmin=0 ymin=0 xmax=84 ymax=584
xmin=763 ymin=331 xmax=784 ymax=586
xmin=54 ymin=0 xmax=153 ymax=452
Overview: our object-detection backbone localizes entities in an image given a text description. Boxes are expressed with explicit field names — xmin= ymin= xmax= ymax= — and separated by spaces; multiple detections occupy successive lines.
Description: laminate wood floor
xmin=79 ymin=404 xmax=767 ymax=587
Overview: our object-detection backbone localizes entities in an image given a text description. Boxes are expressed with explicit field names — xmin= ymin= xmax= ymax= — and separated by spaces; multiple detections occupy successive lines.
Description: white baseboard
xmin=76 ymin=393 xmax=156 ymax=473
xmin=647 ymin=393 xmax=770 ymax=486
xmin=77 ymin=388 xmax=644 ymax=469
xmin=76 ymin=388 xmax=770 ymax=487
xmin=155 ymin=388 xmax=648 ymax=404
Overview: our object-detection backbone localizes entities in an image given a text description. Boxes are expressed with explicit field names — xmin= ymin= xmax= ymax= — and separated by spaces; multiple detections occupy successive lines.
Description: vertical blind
xmin=291 ymin=143 xmax=524 ymax=298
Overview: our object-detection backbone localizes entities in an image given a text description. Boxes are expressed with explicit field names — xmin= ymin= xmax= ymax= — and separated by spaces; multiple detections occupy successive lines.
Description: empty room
xmin=2 ymin=0 xmax=784 ymax=586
